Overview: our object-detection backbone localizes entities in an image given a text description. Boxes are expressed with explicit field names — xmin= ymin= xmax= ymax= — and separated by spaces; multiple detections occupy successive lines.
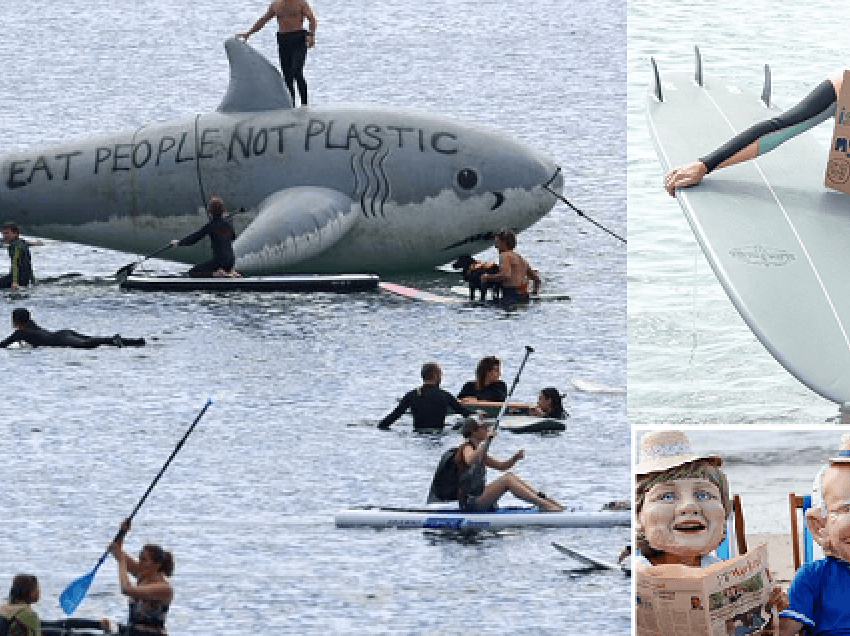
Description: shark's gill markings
xmin=351 ymin=147 xmax=391 ymax=218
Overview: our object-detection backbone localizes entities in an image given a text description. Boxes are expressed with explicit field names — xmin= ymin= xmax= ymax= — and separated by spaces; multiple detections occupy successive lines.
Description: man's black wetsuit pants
xmin=277 ymin=31 xmax=309 ymax=106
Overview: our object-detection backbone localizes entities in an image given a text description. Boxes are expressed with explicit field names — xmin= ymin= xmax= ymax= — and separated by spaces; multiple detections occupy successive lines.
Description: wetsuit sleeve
xmin=178 ymin=222 xmax=212 ymax=247
xmin=700 ymin=79 xmax=837 ymax=173
xmin=378 ymin=390 xmax=414 ymax=429
xmin=444 ymin=391 xmax=472 ymax=417
xmin=0 ymin=331 xmax=24 ymax=348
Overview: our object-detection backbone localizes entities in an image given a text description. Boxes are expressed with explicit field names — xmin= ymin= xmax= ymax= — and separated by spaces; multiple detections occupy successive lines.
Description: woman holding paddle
xmin=106 ymin=520 xmax=173 ymax=636
xmin=455 ymin=418 xmax=562 ymax=512
xmin=663 ymin=73 xmax=844 ymax=195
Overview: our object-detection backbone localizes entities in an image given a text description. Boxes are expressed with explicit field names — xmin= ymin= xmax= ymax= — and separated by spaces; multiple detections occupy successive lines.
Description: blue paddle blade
xmin=59 ymin=568 xmax=96 ymax=615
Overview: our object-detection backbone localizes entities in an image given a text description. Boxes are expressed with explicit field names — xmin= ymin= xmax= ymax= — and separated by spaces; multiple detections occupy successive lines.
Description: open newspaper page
xmin=636 ymin=544 xmax=771 ymax=636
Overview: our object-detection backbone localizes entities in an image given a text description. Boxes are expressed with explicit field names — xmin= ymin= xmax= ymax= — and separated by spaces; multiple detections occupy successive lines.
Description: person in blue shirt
xmin=778 ymin=434 xmax=850 ymax=635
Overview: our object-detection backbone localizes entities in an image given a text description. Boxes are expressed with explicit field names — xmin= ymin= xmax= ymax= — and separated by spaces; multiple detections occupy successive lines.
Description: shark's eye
xmin=456 ymin=168 xmax=478 ymax=190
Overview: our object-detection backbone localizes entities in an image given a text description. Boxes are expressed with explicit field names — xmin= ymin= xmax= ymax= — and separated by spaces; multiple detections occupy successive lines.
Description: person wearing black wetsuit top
xmin=170 ymin=196 xmax=238 ymax=278
xmin=379 ymin=362 xmax=473 ymax=431
xmin=664 ymin=75 xmax=842 ymax=195
xmin=0 ymin=222 xmax=33 ymax=290
xmin=0 ymin=308 xmax=145 ymax=349
xmin=457 ymin=355 xmax=509 ymax=403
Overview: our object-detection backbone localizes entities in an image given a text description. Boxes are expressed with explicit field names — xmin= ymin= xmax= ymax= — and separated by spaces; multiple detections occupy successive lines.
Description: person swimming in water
xmin=379 ymin=362 xmax=473 ymax=432
xmin=0 ymin=308 xmax=145 ymax=349
xmin=170 ymin=196 xmax=240 ymax=278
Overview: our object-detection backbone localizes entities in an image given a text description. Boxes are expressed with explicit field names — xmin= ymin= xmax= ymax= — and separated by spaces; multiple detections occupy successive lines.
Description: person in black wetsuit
xmin=664 ymin=73 xmax=844 ymax=195
xmin=0 ymin=222 xmax=33 ymax=290
xmin=169 ymin=196 xmax=239 ymax=278
xmin=0 ymin=308 xmax=145 ymax=349
xmin=379 ymin=362 xmax=473 ymax=431
xmin=457 ymin=355 xmax=509 ymax=405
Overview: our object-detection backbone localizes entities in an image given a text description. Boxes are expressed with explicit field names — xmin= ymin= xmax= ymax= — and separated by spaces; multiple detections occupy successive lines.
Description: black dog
xmin=452 ymin=254 xmax=501 ymax=302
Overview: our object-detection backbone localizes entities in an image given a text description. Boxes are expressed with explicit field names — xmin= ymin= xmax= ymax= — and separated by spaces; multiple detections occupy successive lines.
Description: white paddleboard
xmin=551 ymin=542 xmax=624 ymax=572
xmin=647 ymin=57 xmax=850 ymax=405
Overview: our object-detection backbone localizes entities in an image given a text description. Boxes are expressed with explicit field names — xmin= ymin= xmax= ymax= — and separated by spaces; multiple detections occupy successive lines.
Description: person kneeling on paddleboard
xmin=455 ymin=418 xmax=562 ymax=512
xmin=0 ymin=308 xmax=145 ymax=349
xmin=663 ymin=74 xmax=843 ymax=196
xmin=170 ymin=196 xmax=240 ymax=278
xmin=104 ymin=520 xmax=174 ymax=636
xmin=379 ymin=362 xmax=473 ymax=432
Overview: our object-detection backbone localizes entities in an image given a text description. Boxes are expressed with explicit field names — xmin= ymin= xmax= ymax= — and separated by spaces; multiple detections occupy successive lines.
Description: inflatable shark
xmin=0 ymin=38 xmax=563 ymax=274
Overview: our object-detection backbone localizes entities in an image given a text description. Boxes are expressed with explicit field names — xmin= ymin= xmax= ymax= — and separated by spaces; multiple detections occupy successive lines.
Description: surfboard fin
xmin=761 ymin=64 xmax=772 ymax=107
xmin=651 ymin=57 xmax=663 ymax=102
xmin=694 ymin=45 xmax=703 ymax=87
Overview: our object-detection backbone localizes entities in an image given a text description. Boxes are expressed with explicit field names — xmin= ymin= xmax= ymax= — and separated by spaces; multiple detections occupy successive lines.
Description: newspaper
xmin=636 ymin=544 xmax=772 ymax=636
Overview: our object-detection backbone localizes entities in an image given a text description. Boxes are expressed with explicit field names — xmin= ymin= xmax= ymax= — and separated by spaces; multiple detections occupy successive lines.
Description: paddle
xmin=114 ymin=242 xmax=174 ymax=282
xmin=477 ymin=346 xmax=534 ymax=456
xmin=59 ymin=399 xmax=213 ymax=615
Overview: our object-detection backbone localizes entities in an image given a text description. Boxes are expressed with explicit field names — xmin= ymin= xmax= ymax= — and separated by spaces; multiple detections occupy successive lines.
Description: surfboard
xmin=551 ymin=542 xmax=626 ymax=573
xmin=378 ymin=281 xmax=462 ymax=303
xmin=120 ymin=273 xmax=379 ymax=292
xmin=448 ymin=286 xmax=571 ymax=302
xmin=647 ymin=54 xmax=850 ymax=405
xmin=334 ymin=504 xmax=630 ymax=529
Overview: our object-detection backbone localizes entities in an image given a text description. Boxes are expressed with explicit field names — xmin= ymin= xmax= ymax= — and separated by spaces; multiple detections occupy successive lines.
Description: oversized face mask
xmin=808 ymin=464 xmax=850 ymax=564
xmin=638 ymin=477 xmax=728 ymax=558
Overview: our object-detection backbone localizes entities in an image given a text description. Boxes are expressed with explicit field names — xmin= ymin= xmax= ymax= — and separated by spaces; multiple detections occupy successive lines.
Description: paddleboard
xmin=647 ymin=53 xmax=850 ymax=405
xmin=498 ymin=415 xmax=566 ymax=433
xmin=552 ymin=542 xmax=628 ymax=574
xmin=120 ymin=273 xmax=379 ymax=292
xmin=449 ymin=286 xmax=571 ymax=302
xmin=378 ymin=281 xmax=462 ymax=303
xmin=335 ymin=504 xmax=630 ymax=530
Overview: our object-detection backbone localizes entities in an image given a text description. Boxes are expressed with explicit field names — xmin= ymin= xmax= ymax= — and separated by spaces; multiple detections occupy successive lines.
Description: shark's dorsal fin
xmin=217 ymin=37 xmax=293 ymax=113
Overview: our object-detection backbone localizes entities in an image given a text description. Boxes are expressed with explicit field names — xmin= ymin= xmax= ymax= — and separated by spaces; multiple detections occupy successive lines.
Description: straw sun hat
xmin=635 ymin=430 xmax=722 ymax=477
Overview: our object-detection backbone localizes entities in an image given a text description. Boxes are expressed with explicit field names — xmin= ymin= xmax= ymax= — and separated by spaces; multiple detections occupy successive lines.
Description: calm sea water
xmin=636 ymin=429 xmax=847 ymax=535
xmin=628 ymin=0 xmax=850 ymax=424
xmin=0 ymin=0 xmax=627 ymax=634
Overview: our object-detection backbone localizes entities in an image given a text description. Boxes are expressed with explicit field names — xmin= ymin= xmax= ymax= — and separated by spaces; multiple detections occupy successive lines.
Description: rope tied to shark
xmin=543 ymin=168 xmax=626 ymax=244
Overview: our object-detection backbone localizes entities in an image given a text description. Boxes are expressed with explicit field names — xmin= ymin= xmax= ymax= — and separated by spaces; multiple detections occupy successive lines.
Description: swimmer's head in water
xmin=11 ymin=307 xmax=30 ymax=328
xmin=420 ymin=362 xmax=441 ymax=385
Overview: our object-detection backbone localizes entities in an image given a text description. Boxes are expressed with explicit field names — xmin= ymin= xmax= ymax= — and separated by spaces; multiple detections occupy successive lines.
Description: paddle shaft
xmin=103 ymin=399 xmax=212 ymax=559
xmin=116 ymin=242 xmax=174 ymax=279
xmin=478 ymin=346 xmax=533 ymax=458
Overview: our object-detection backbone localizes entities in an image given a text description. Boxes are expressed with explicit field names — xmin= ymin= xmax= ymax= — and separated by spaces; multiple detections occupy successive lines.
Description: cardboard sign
xmin=825 ymin=70 xmax=850 ymax=193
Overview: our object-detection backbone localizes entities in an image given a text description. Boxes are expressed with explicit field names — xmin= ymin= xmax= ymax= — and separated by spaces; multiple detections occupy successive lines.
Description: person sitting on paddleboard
xmin=170 ymin=196 xmax=240 ymax=278
xmin=1 ymin=574 xmax=41 ymax=636
xmin=528 ymin=387 xmax=567 ymax=419
xmin=379 ymin=362 xmax=473 ymax=431
xmin=105 ymin=520 xmax=173 ymax=636
xmin=0 ymin=308 xmax=145 ymax=349
xmin=663 ymin=73 xmax=844 ymax=196
xmin=457 ymin=356 xmax=508 ymax=405
xmin=479 ymin=230 xmax=540 ymax=305
xmin=455 ymin=418 xmax=562 ymax=512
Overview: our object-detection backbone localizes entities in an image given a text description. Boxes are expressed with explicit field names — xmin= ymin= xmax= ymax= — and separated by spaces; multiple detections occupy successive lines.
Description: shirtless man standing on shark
xmin=238 ymin=0 xmax=317 ymax=106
